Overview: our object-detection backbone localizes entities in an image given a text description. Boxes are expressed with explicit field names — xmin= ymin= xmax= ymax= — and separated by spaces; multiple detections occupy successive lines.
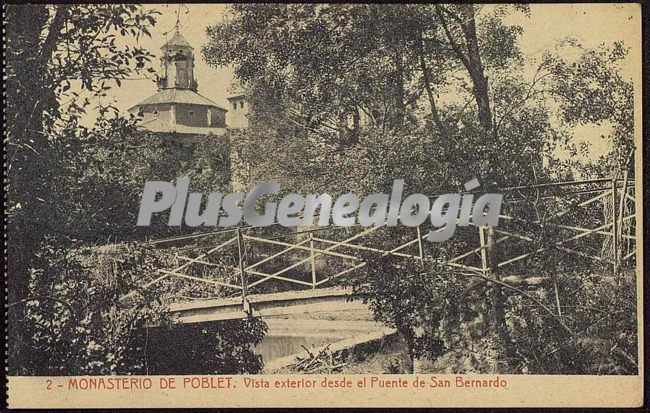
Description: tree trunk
xmin=437 ymin=5 xmax=492 ymax=133
xmin=6 ymin=4 xmax=67 ymax=373
xmin=438 ymin=4 xmax=516 ymax=371
xmin=486 ymin=227 xmax=517 ymax=372
xmin=461 ymin=5 xmax=493 ymax=133
xmin=396 ymin=328 xmax=415 ymax=374
xmin=416 ymin=31 xmax=445 ymax=132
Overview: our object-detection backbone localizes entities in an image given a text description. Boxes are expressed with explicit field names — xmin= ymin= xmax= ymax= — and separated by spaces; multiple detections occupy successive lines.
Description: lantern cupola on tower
xmin=158 ymin=30 xmax=198 ymax=91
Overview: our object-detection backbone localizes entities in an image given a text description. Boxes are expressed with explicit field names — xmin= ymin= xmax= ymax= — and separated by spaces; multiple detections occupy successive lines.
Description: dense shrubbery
xmin=6 ymin=5 xmax=266 ymax=375
xmin=140 ymin=318 xmax=267 ymax=375
xmin=12 ymin=240 xmax=267 ymax=375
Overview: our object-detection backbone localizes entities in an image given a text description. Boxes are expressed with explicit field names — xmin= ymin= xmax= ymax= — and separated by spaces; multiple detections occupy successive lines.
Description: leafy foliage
xmin=141 ymin=318 xmax=267 ymax=375
xmin=7 ymin=5 xmax=266 ymax=375
xmin=13 ymin=243 xmax=170 ymax=375
xmin=205 ymin=4 xmax=637 ymax=375
xmin=6 ymin=4 xmax=160 ymax=373
xmin=543 ymin=41 xmax=635 ymax=173
xmin=345 ymin=254 xmax=459 ymax=368
xmin=7 ymin=4 xmax=637 ymax=376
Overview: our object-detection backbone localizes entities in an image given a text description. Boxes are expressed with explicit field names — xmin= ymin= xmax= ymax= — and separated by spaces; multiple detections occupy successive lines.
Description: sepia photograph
xmin=5 ymin=2 xmax=643 ymax=408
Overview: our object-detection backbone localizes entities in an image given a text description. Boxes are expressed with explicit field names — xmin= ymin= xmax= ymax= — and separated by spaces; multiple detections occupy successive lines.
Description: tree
xmin=347 ymin=253 xmax=460 ymax=373
xmin=7 ymin=5 xmax=265 ymax=376
xmin=204 ymin=4 xmax=535 ymax=371
xmin=204 ymin=5 xmax=427 ymax=139
xmin=202 ymin=4 xmax=637 ymax=374
xmin=6 ymin=4 xmax=158 ymax=369
xmin=544 ymin=41 xmax=635 ymax=173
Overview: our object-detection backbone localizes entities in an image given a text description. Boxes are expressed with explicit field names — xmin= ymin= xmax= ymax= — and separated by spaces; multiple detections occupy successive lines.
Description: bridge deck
xmin=168 ymin=287 xmax=366 ymax=323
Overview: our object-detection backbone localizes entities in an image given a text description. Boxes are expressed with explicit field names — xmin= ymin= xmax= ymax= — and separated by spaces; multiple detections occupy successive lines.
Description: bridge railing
xmin=122 ymin=177 xmax=636 ymax=307
xmin=133 ymin=222 xmax=425 ymax=302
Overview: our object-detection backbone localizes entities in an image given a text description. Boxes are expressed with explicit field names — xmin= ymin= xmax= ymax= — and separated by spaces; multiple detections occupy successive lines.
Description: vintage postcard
xmin=5 ymin=2 xmax=644 ymax=409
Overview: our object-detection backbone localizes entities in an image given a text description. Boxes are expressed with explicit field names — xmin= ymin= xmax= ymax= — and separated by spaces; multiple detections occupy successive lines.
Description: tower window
xmin=240 ymin=101 xmax=245 ymax=109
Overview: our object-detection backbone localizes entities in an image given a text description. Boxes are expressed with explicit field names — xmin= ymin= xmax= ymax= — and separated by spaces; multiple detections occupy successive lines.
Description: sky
xmin=95 ymin=3 xmax=641 ymax=159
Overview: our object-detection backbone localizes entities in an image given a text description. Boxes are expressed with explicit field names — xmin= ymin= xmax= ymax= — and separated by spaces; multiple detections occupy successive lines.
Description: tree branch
xmin=435 ymin=6 xmax=470 ymax=70
xmin=416 ymin=30 xmax=446 ymax=133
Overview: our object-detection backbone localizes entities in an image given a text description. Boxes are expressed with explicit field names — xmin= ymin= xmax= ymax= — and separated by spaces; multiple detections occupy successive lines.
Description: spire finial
xmin=173 ymin=4 xmax=182 ymax=33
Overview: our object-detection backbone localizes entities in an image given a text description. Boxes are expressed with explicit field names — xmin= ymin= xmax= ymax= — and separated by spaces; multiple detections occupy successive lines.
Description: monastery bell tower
xmin=128 ymin=26 xmax=228 ymax=135
xmin=157 ymin=30 xmax=198 ymax=91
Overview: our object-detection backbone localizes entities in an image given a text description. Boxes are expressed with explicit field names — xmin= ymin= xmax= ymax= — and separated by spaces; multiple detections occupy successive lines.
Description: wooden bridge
xmin=167 ymin=287 xmax=364 ymax=323
xmin=122 ymin=176 xmax=638 ymax=323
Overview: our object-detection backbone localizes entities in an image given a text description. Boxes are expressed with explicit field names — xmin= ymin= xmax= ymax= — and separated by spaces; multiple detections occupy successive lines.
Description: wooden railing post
xmin=236 ymin=227 xmax=248 ymax=305
xmin=479 ymin=226 xmax=488 ymax=274
xmin=416 ymin=225 xmax=424 ymax=260
xmin=611 ymin=178 xmax=619 ymax=272
xmin=484 ymin=225 xmax=516 ymax=371
xmin=617 ymin=163 xmax=631 ymax=267
xmin=309 ymin=232 xmax=317 ymax=289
